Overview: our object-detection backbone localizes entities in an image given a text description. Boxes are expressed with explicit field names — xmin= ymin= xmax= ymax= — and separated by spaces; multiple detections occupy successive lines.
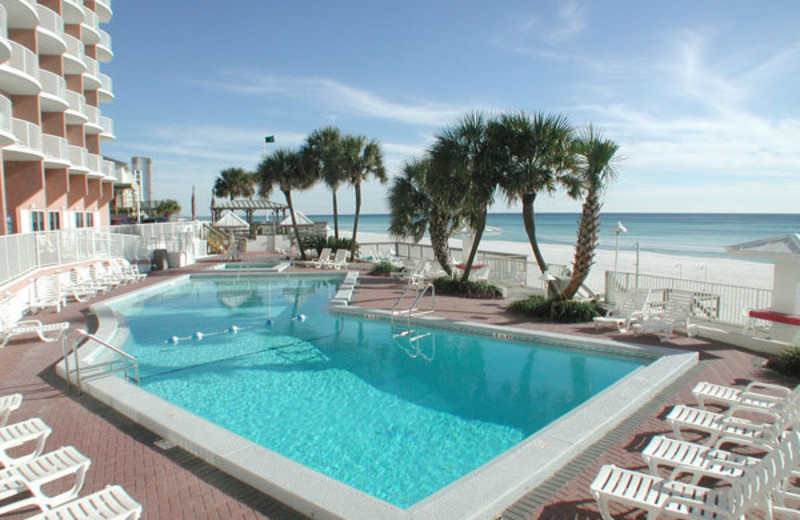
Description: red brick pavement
xmin=0 ymin=257 xmax=790 ymax=519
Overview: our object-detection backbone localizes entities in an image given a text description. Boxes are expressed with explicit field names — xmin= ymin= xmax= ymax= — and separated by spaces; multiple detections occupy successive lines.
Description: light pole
xmin=539 ymin=270 xmax=557 ymax=299
xmin=611 ymin=220 xmax=627 ymax=274
xmin=632 ymin=240 xmax=640 ymax=287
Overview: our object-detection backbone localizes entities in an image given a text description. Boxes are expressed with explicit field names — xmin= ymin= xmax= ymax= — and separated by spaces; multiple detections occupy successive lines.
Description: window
xmin=75 ymin=212 xmax=84 ymax=228
xmin=32 ymin=211 xmax=45 ymax=231
xmin=49 ymin=211 xmax=61 ymax=230
xmin=85 ymin=212 xmax=94 ymax=227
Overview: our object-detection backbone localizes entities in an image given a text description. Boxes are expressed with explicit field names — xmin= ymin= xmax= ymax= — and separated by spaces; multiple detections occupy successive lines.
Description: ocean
xmin=309 ymin=213 xmax=800 ymax=260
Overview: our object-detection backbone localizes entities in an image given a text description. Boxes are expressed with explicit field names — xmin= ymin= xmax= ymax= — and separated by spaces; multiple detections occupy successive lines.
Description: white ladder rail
xmin=62 ymin=328 xmax=140 ymax=392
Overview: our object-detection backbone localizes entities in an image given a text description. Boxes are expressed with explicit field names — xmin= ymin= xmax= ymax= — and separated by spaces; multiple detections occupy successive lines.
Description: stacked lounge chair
xmin=0 ymin=393 xmax=142 ymax=519
xmin=590 ymin=378 xmax=800 ymax=519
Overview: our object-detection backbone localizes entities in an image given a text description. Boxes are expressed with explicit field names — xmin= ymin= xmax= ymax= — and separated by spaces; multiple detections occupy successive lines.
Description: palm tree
xmin=256 ymin=149 xmax=316 ymax=260
xmin=303 ymin=127 xmax=346 ymax=238
xmin=493 ymin=112 xmax=578 ymax=280
xmin=213 ymin=167 xmax=255 ymax=201
xmin=388 ymin=157 xmax=454 ymax=275
xmin=429 ymin=112 xmax=498 ymax=282
xmin=341 ymin=135 xmax=386 ymax=260
xmin=153 ymin=199 xmax=181 ymax=220
xmin=560 ymin=126 xmax=620 ymax=300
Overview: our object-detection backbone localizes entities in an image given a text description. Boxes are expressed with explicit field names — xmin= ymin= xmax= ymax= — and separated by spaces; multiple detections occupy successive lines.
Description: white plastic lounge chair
xmin=593 ymin=288 xmax=652 ymax=332
xmin=119 ymin=259 xmax=147 ymax=283
xmin=665 ymin=403 xmax=789 ymax=449
xmin=633 ymin=289 xmax=696 ymax=341
xmin=0 ymin=418 xmax=52 ymax=467
xmin=59 ymin=269 xmax=101 ymax=303
xmin=691 ymin=380 xmax=798 ymax=412
xmin=311 ymin=248 xmax=332 ymax=269
xmin=591 ymin=430 xmax=796 ymax=520
xmin=29 ymin=276 xmax=65 ymax=313
xmin=91 ymin=261 xmax=123 ymax=289
xmin=1 ymin=296 xmax=70 ymax=348
xmin=641 ymin=434 xmax=760 ymax=484
xmin=27 ymin=485 xmax=143 ymax=520
xmin=0 ymin=445 xmax=91 ymax=515
xmin=327 ymin=249 xmax=349 ymax=270
xmin=0 ymin=393 xmax=22 ymax=427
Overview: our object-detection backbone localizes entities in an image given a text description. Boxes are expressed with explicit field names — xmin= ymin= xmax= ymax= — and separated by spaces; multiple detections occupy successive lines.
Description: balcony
xmin=95 ymin=28 xmax=113 ymax=62
xmin=1 ymin=0 xmax=38 ymax=30
xmin=0 ymin=94 xmax=15 ymax=146
xmin=38 ymin=70 xmax=69 ymax=112
xmin=84 ymin=104 xmax=102 ymax=134
xmin=82 ymin=55 xmax=102 ymax=90
xmin=0 ymin=40 xmax=40 ymax=94
xmin=0 ymin=5 xmax=12 ymax=63
xmin=63 ymin=34 xmax=86 ymax=75
xmin=41 ymin=133 xmax=70 ymax=168
xmin=80 ymin=6 xmax=100 ymax=45
xmin=35 ymin=4 xmax=66 ymax=56
xmin=94 ymin=0 xmax=112 ymax=23
xmin=99 ymin=115 xmax=114 ymax=140
xmin=60 ymin=0 xmax=84 ymax=25
xmin=97 ymin=72 xmax=114 ymax=102
xmin=4 ymin=117 xmax=43 ymax=160
xmin=64 ymin=89 xmax=88 ymax=124
xmin=87 ymin=152 xmax=104 ymax=178
xmin=67 ymin=144 xmax=89 ymax=173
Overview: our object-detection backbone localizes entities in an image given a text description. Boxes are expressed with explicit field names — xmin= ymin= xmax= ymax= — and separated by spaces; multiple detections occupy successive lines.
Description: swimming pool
xmin=78 ymin=273 xmax=697 ymax=520
xmin=209 ymin=262 xmax=289 ymax=272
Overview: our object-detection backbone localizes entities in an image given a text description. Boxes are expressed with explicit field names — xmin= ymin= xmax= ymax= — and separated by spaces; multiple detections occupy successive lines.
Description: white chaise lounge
xmin=633 ymin=289 xmax=696 ymax=341
xmin=593 ymin=288 xmax=652 ymax=332
xmin=691 ymin=380 xmax=799 ymax=412
xmin=0 ymin=295 xmax=69 ymax=348
xmin=311 ymin=248 xmax=332 ymax=269
xmin=0 ymin=393 xmax=22 ymax=427
xmin=27 ymin=485 xmax=142 ymax=520
xmin=0 ymin=418 xmax=52 ymax=467
xmin=327 ymin=249 xmax=349 ymax=270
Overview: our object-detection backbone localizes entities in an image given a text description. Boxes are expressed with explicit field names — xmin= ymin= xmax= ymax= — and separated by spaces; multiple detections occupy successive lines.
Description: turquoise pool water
xmin=110 ymin=275 xmax=648 ymax=507
xmin=222 ymin=263 xmax=280 ymax=269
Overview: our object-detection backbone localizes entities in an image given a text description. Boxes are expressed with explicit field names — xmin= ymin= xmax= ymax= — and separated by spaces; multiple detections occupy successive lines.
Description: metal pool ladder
xmin=391 ymin=283 xmax=436 ymax=360
xmin=62 ymin=328 xmax=140 ymax=392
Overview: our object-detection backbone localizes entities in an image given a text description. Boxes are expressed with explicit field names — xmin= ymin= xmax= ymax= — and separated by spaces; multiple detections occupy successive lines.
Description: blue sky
xmin=101 ymin=1 xmax=800 ymax=216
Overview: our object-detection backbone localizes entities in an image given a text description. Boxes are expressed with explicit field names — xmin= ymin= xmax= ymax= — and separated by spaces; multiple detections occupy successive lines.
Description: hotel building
xmin=0 ymin=0 xmax=114 ymax=235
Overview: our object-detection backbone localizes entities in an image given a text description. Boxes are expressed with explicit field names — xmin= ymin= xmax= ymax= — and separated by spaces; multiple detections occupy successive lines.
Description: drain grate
xmin=154 ymin=438 xmax=177 ymax=450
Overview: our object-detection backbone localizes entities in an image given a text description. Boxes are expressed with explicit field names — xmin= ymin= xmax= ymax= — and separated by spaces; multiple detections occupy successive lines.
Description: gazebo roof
xmin=279 ymin=210 xmax=314 ymax=226
xmin=213 ymin=211 xmax=249 ymax=229
xmin=726 ymin=233 xmax=800 ymax=260
xmin=212 ymin=199 xmax=288 ymax=211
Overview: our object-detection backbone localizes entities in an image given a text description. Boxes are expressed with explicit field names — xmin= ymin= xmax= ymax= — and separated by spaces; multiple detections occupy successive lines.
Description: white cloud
xmin=200 ymin=74 xmax=469 ymax=127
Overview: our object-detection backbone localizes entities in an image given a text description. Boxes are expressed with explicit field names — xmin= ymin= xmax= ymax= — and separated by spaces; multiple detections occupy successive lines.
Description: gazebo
xmin=727 ymin=233 xmax=800 ymax=344
xmin=210 ymin=198 xmax=289 ymax=234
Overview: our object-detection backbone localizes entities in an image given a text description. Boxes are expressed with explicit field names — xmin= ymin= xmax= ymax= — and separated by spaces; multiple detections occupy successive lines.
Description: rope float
xmin=166 ymin=315 xmax=309 ymax=344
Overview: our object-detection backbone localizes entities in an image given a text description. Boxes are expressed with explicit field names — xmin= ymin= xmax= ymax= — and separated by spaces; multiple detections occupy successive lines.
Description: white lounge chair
xmin=692 ymin=380 xmax=798 ymax=412
xmin=27 ymin=485 xmax=143 ymax=520
xmin=593 ymin=288 xmax=652 ymax=332
xmin=29 ymin=276 xmax=65 ymax=313
xmin=310 ymin=248 xmax=332 ymax=269
xmin=119 ymin=259 xmax=147 ymax=283
xmin=633 ymin=289 xmax=696 ymax=341
xmin=91 ymin=261 xmax=123 ymax=289
xmin=641 ymin=434 xmax=759 ymax=484
xmin=59 ymin=268 xmax=101 ymax=303
xmin=1 ymin=295 xmax=70 ymax=348
xmin=665 ymin=403 xmax=789 ymax=449
xmin=0 ymin=393 xmax=22 ymax=427
xmin=0 ymin=418 xmax=52 ymax=467
xmin=327 ymin=249 xmax=349 ymax=270
xmin=0 ymin=446 xmax=91 ymax=515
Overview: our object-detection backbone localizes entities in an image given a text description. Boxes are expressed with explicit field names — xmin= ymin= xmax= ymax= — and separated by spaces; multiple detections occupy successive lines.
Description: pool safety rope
xmin=143 ymin=330 xmax=339 ymax=382
xmin=166 ymin=315 xmax=308 ymax=345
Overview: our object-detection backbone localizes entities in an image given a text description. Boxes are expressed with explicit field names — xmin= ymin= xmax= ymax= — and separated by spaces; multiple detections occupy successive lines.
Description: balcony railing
xmin=102 ymin=159 xmax=116 ymax=179
xmin=11 ymin=117 xmax=42 ymax=151
xmin=35 ymin=4 xmax=65 ymax=42
xmin=99 ymin=115 xmax=114 ymax=138
xmin=68 ymin=144 xmax=88 ymax=169
xmin=65 ymin=89 xmax=87 ymax=115
xmin=0 ymin=94 xmax=11 ymax=134
xmin=42 ymin=133 xmax=69 ymax=162
xmin=80 ymin=6 xmax=100 ymax=43
xmin=63 ymin=34 xmax=86 ymax=71
xmin=96 ymin=28 xmax=113 ymax=61
xmin=87 ymin=152 xmax=103 ymax=174
xmin=97 ymin=72 xmax=113 ymax=101
xmin=60 ymin=0 xmax=84 ymax=24
xmin=7 ymin=40 xmax=40 ymax=84
xmin=94 ymin=0 xmax=113 ymax=21
xmin=39 ymin=69 xmax=67 ymax=100
xmin=84 ymin=104 xmax=99 ymax=125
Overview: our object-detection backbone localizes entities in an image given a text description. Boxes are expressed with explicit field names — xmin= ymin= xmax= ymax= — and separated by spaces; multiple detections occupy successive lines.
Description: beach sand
xmin=347 ymin=231 xmax=774 ymax=292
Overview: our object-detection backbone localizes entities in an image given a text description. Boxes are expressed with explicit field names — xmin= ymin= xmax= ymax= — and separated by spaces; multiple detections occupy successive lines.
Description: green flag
xmin=265 ymin=135 xmax=275 ymax=143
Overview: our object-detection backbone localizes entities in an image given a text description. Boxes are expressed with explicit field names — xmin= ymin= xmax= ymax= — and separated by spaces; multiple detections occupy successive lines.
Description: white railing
xmin=7 ymin=40 xmax=39 ymax=83
xmin=63 ymin=34 xmax=85 ymax=65
xmin=84 ymin=104 xmax=100 ymax=126
xmin=42 ymin=133 xmax=69 ymax=161
xmin=102 ymin=159 xmax=115 ymax=179
xmin=39 ymin=69 xmax=67 ymax=101
xmin=605 ymin=271 xmax=773 ymax=328
xmin=97 ymin=72 xmax=113 ymax=98
xmin=99 ymin=115 xmax=113 ymax=137
xmin=35 ymin=4 xmax=65 ymax=41
xmin=87 ymin=152 xmax=103 ymax=175
xmin=65 ymin=89 xmax=86 ymax=116
xmin=11 ymin=117 xmax=42 ymax=151
xmin=81 ymin=6 xmax=99 ymax=39
xmin=0 ymin=94 xmax=11 ymax=134
xmin=68 ymin=144 xmax=88 ymax=169
xmin=0 ymin=5 xmax=7 ymax=42
xmin=83 ymin=55 xmax=99 ymax=78
xmin=97 ymin=28 xmax=112 ymax=56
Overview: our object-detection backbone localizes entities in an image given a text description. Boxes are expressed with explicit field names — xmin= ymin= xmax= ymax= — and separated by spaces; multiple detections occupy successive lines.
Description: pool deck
xmin=0 ymin=254 xmax=791 ymax=519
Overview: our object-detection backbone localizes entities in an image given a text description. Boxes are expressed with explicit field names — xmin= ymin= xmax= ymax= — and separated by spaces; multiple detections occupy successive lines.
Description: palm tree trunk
xmin=522 ymin=193 xmax=548 ymax=273
xmin=460 ymin=209 xmax=487 ymax=283
xmin=350 ymin=181 xmax=361 ymax=260
xmin=429 ymin=211 xmax=452 ymax=276
xmin=332 ymin=190 xmax=339 ymax=239
xmin=284 ymin=189 xmax=306 ymax=260
xmin=561 ymin=191 xmax=600 ymax=300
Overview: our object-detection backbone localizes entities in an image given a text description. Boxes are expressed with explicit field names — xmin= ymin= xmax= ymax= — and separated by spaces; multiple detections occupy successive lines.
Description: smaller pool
xmin=209 ymin=262 xmax=289 ymax=272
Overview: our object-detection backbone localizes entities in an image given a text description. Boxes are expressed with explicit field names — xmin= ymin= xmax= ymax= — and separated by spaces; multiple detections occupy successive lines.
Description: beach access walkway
xmin=0 ymin=254 xmax=790 ymax=520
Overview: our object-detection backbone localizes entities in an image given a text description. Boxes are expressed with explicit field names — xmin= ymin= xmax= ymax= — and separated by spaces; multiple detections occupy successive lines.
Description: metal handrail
xmin=62 ymin=327 xmax=139 ymax=391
